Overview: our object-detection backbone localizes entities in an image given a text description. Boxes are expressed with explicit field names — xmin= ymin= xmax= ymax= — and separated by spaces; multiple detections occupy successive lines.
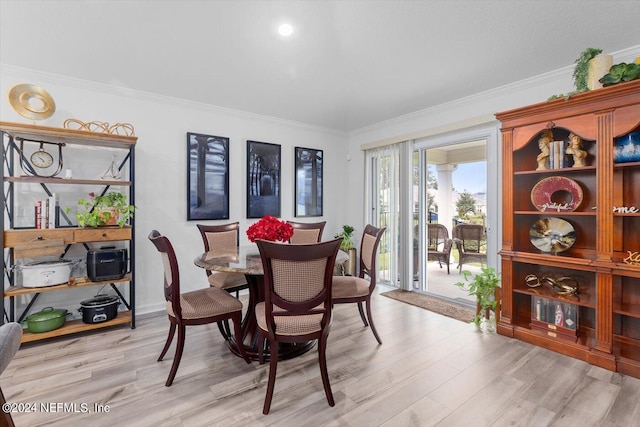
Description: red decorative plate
xmin=530 ymin=176 xmax=583 ymax=213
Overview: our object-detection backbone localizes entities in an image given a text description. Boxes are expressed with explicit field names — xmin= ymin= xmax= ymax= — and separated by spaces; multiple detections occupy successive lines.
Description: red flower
xmin=246 ymin=215 xmax=294 ymax=243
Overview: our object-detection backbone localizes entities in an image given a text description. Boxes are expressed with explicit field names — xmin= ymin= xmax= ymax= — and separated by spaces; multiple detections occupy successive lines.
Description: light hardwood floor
xmin=3 ymin=285 xmax=640 ymax=426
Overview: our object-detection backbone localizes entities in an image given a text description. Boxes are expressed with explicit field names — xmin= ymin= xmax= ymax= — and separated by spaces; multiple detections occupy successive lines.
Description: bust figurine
xmin=536 ymin=129 xmax=553 ymax=170
xmin=565 ymin=132 xmax=587 ymax=167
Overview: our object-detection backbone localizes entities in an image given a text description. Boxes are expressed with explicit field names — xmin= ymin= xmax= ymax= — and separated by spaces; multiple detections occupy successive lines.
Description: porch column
xmin=436 ymin=164 xmax=456 ymax=234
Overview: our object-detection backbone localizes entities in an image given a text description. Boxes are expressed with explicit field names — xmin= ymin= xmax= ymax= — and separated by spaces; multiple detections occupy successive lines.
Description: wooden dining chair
xmin=452 ymin=223 xmax=487 ymax=272
xmin=197 ymin=223 xmax=249 ymax=295
xmin=148 ymin=230 xmax=250 ymax=387
xmin=255 ymin=238 xmax=342 ymax=414
xmin=287 ymin=220 xmax=326 ymax=244
xmin=427 ymin=223 xmax=453 ymax=274
xmin=197 ymin=223 xmax=249 ymax=340
xmin=332 ymin=224 xmax=386 ymax=344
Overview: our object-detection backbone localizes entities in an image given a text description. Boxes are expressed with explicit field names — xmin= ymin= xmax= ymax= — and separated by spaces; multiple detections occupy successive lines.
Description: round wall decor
xmin=531 ymin=176 xmax=583 ymax=212
xmin=529 ymin=217 xmax=576 ymax=253
xmin=7 ymin=84 xmax=56 ymax=121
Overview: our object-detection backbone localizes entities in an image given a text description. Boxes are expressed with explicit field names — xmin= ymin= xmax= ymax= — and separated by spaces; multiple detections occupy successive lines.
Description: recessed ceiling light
xmin=278 ymin=23 xmax=293 ymax=37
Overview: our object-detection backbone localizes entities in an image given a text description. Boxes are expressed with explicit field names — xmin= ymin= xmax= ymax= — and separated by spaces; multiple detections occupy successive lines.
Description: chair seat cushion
xmin=255 ymin=302 xmax=329 ymax=336
xmin=167 ymin=287 xmax=242 ymax=320
xmin=332 ymin=275 xmax=370 ymax=299
xmin=208 ymin=272 xmax=248 ymax=289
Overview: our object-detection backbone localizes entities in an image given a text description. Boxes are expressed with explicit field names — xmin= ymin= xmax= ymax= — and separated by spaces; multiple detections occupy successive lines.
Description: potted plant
xmin=573 ymin=47 xmax=603 ymax=92
xmin=72 ymin=192 xmax=135 ymax=228
xmin=454 ymin=267 xmax=501 ymax=331
xmin=334 ymin=225 xmax=356 ymax=276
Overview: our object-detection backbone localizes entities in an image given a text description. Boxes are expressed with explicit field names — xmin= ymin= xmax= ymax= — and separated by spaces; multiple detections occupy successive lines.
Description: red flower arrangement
xmin=246 ymin=215 xmax=294 ymax=243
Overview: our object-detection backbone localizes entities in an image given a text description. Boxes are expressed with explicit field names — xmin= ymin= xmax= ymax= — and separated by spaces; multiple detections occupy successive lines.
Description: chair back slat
xmin=257 ymin=239 xmax=341 ymax=333
xmin=287 ymin=221 xmax=326 ymax=243
xmin=205 ymin=230 xmax=237 ymax=253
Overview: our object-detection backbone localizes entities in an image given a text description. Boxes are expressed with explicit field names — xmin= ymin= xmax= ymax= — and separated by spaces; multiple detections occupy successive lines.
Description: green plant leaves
xmin=600 ymin=62 xmax=640 ymax=86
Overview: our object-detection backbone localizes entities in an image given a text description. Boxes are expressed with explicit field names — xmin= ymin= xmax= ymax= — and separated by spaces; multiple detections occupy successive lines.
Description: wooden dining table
xmin=194 ymin=244 xmax=348 ymax=361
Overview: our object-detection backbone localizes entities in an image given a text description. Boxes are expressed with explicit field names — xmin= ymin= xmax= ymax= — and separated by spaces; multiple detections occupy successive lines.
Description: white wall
xmin=0 ymin=65 xmax=349 ymax=316
xmin=345 ymin=45 xmax=640 ymax=240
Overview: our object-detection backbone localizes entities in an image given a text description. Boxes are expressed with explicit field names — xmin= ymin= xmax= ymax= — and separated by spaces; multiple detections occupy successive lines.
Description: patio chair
xmin=452 ymin=223 xmax=487 ymax=272
xmin=427 ymin=223 xmax=453 ymax=274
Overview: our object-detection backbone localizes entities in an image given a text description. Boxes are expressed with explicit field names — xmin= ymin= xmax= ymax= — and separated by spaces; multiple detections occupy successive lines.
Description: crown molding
xmin=0 ymin=64 xmax=346 ymax=137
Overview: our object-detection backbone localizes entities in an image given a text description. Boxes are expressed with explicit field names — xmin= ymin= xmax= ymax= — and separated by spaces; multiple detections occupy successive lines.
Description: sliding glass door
xmin=413 ymin=138 xmax=490 ymax=304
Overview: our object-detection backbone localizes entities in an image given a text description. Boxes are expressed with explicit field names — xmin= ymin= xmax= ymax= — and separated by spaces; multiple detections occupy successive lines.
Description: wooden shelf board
xmin=614 ymin=161 xmax=640 ymax=169
xmin=4 ymin=176 xmax=131 ymax=186
xmin=4 ymin=274 xmax=132 ymax=297
xmin=0 ymin=121 xmax=136 ymax=149
xmin=508 ymin=252 xmax=597 ymax=270
xmin=614 ymin=303 xmax=640 ymax=319
xmin=513 ymin=288 xmax=594 ymax=308
xmin=514 ymin=166 xmax=596 ymax=176
xmin=21 ymin=311 xmax=132 ymax=343
xmin=514 ymin=211 xmax=596 ymax=216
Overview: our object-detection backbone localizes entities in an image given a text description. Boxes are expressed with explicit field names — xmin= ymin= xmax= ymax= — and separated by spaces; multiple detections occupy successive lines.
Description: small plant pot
xmin=96 ymin=208 xmax=119 ymax=226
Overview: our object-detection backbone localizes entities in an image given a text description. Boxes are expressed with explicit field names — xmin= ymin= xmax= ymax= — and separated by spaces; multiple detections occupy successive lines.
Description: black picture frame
xmin=247 ymin=140 xmax=281 ymax=218
xmin=187 ymin=132 xmax=230 ymax=220
xmin=294 ymin=147 xmax=323 ymax=217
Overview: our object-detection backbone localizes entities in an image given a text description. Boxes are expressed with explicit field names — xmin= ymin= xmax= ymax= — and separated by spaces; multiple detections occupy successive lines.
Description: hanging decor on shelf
xmin=16 ymin=138 xmax=64 ymax=178
xmin=63 ymin=118 xmax=135 ymax=136
xmin=7 ymin=83 xmax=56 ymax=121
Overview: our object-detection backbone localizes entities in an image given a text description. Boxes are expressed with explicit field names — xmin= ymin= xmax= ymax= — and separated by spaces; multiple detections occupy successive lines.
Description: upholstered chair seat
xmin=207 ymin=271 xmax=248 ymax=289
xmin=332 ymin=276 xmax=370 ymax=298
xmin=166 ymin=287 xmax=243 ymax=320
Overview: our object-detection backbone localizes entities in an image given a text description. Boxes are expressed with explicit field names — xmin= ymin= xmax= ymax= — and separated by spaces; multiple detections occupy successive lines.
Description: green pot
xmin=24 ymin=307 xmax=69 ymax=333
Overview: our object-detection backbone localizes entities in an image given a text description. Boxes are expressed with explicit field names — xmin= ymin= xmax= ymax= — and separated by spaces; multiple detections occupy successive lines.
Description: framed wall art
xmin=187 ymin=132 xmax=230 ymax=220
xmin=294 ymin=146 xmax=323 ymax=217
xmin=247 ymin=140 xmax=281 ymax=218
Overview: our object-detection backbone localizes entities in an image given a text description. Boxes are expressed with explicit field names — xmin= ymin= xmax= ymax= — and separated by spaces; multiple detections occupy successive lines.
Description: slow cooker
xmin=79 ymin=295 xmax=120 ymax=324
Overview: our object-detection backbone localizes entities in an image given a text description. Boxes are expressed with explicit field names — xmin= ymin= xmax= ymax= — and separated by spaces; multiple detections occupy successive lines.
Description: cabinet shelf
xmin=20 ymin=311 xmax=132 ymax=343
xmin=513 ymin=288 xmax=594 ymax=309
xmin=514 ymin=211 xmax=596 ymax=216
xmin=514 ymin=166 xmax=596 ymax=176
xmin=4 ymin=274 xmax=132 ymax=297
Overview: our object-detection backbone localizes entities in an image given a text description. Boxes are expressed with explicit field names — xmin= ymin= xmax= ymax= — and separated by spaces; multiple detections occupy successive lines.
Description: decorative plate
xmin=7 ymin=84 xmax=56 ymax=120
xmin=530 ymin=176 xmax=583 ymax=213
xmin=529 ymin=217 xmax=576 ymax=253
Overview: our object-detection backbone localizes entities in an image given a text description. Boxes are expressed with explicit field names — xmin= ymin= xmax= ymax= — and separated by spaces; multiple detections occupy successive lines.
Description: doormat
xmin=381 ymin=290 xmax=476 ymax=323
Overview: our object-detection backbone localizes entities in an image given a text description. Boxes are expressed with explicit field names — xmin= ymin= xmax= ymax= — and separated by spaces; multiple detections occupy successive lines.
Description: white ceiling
xmin=1 ymin=1 xmax=638 ymax=131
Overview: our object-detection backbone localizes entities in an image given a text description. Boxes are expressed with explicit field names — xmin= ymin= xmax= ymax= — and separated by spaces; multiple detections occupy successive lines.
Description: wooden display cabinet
xmin=496 ymin=79 xmax=640 ymax=378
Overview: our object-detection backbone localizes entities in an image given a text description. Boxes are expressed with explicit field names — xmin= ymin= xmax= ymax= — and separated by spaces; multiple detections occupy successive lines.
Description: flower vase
xmin=480 ymin=310 xmax=496 ymax=333
xmin=587 ymin=54 xmax=613 ymax=90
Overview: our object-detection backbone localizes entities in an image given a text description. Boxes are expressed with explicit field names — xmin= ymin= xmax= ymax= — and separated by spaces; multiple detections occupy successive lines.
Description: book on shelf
xmin=34 ymin=194 xmax=58 ymax=229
